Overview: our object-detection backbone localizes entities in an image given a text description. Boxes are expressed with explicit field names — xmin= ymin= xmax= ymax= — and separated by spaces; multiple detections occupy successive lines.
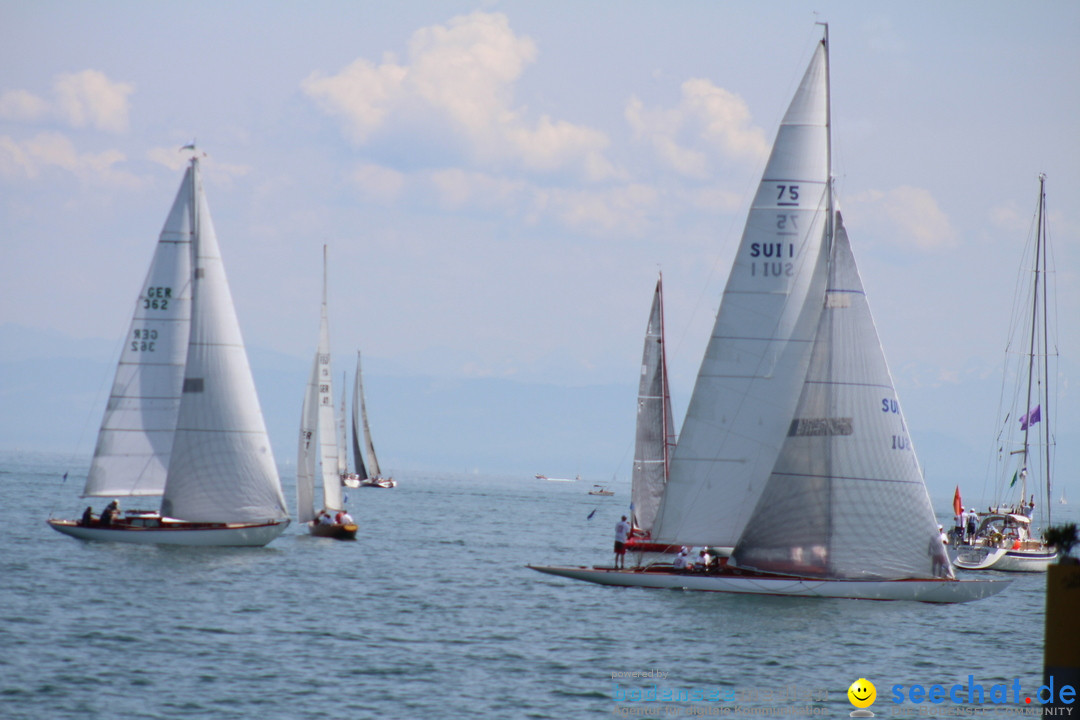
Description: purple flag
xmin=1020 ymin=404 xmax=1041 ymax=430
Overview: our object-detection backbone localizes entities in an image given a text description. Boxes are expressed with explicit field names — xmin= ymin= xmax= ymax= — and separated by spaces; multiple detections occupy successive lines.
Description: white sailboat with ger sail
xmin=354 ymin=351 xmax=396 ymax=488
xmin=296 ymin=246 xmax=357 ymax=540
xmin=47 ymin=152 xmax=291 ymax=546
xmin=531 ymin=28 xmax=1009 ymax=602
xmin=953 ymin=176 xmax=1058 ymax=572
xmin=625 ymin=273 xmax=679 ymax=554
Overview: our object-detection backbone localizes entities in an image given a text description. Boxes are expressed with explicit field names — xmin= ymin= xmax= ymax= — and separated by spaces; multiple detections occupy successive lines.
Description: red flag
xmin=952 ymin=486 xmax=963 ymax=517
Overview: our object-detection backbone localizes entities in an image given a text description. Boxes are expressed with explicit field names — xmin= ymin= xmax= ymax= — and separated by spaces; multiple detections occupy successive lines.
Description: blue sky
xmin=2 ymin=1 xmax=1078 ymax=500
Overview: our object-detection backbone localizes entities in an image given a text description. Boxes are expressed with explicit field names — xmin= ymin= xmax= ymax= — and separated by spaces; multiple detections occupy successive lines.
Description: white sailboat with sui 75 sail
xmin=48 ymin=152 xmax=290 ymax=546
xmin=531 ymin=28 xmax=1008 ymax=602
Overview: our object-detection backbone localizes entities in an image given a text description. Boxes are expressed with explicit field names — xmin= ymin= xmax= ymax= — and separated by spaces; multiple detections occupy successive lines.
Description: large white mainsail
xmin=82 ymin=168 xmax=194 ymax=498
xmin=630 ymin=274 xmax=675 ymax=534
xmin=732 ymin=211 xmax=946 ymax=579
xmin=314 ymin=251 xmax=343 ymax=512
xmin=652 ymin=40 xmax=831 ymax=549
xmin=160 ymin=159 xmax=288 ymax=524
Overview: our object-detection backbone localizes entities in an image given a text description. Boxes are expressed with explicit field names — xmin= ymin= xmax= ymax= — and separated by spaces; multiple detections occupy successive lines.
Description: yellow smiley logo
xmin=847 ymin=678 xmax=876 ymax=709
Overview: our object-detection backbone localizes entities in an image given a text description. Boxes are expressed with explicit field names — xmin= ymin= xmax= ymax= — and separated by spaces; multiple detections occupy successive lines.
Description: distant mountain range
xmin=2 ymin=322 xmax=1075 ymax=508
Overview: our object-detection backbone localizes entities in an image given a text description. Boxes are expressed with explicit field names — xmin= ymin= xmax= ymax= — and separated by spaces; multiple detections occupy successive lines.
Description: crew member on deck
xmin=614 ymin=515 xmax=631 ymax=569
xmin=80 ymin=506 xmax=95 ymax=526
xmin=101 ymin=500 xmax=120 ymax=526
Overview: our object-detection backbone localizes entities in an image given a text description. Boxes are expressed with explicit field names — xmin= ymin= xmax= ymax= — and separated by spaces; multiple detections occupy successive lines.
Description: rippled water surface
xmin=1 ymin=451 xmax=1068 ymax=719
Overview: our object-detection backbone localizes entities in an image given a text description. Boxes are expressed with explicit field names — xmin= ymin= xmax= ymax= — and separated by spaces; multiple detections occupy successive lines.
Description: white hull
xmin=48 ymin=517 xmax=290 ymax=547
xmin=529 ymin=565 xmax=1010 ymax=604
xmin=359 ymin=478 xmax=396 ymax=488
xmin=953 ymin=546 xmax=1057 ymax=573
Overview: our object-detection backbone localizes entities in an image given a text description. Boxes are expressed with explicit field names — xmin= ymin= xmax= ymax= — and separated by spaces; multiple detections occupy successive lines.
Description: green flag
xmin=1009 ymin=469 xmax=1019 ymax=487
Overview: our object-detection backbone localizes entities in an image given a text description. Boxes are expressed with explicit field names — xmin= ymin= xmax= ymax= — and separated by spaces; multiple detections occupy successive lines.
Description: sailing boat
xmin=625 ymin=274 xmax=679 ymax=554
xmin=953 ymin=176 xmax=1058 ymax=572
xmin=48 ymin=153 xmax=291 ymax=546
xmin=296 ymin=247 xmax=358 ymax=540
xmin=530 ymin=28 xmax=1009 ymax=602
xmin=354 ymin=351 xmax=396 ymax=488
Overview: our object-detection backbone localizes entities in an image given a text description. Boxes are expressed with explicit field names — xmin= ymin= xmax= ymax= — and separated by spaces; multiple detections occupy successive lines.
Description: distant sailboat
xmin=625 ymin=274 xmax=679 ymax=554
xmin=354 ymin=351 xmax=396 ymax=488
xmin=297 ymin=246 xmax=357 ymax=539
xmin=531 ymin=28 xmax=1008 ymax=602
xmin=48 ymin=154 xmax=290 ymax=546
xmin=953 ymin=176 xmax=1058 ymax=572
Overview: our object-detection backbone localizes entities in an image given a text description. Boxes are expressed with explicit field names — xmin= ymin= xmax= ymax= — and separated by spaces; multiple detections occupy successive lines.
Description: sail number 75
xmin=776 ymin=185 xmax=799 ymax=207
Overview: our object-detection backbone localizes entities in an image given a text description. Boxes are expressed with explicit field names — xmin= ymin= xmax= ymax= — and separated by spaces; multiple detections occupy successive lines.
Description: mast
xmin=820 ymin=23 xmax=833 ymax=253
xmin=1019 ymin=175 xmax=1044 ymax=513
xmin=818 ymin=22 xmax=837 ymax=571
xmin=1037 ymin=174 xmax=1051 ymax=524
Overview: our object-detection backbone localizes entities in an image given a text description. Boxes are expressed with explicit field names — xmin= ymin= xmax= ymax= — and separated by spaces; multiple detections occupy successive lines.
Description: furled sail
xmin=652 ymin=41 xmax=831 ymax=548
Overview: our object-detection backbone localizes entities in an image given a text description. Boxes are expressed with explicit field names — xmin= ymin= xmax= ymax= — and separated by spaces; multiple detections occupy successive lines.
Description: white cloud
xmin=530 ymin=184 xmax=660 ymax=236
xmin=52 ymin=70 xmax=133 ymax=133
xmin=302 ymin=54 xmax=407 ymax=144
xmin=427 ymin=168 xmax=528 ymax=212
xmin=0 ymin=89 xmax=49 ymax=122
xmin=302 ymin=11 xmax=612 ymax=180
xmin=0 ymin=132 xmax=139 ymax=186
xmin=351 ymin=162 xmax=406 ymax=204
xmin=0 ymin=70 xmax=133 ymax=134
xmin=627 ymin=79 xmax=769 ymax=178
xmin=851 ymin=186 xmax=957 ymax=250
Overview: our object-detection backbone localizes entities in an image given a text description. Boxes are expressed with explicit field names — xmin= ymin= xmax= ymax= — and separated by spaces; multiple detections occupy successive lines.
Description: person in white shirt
xmin=317 ymin=511 xmax=333 ymax=525
xmin=696 ymin=549 xmax=712 ymax=572
xmin=672 ymin=547 xmax=689 ymax=571
xmin=614 ymin=515 xmax=632 ymax=569
xmin=338 ymin=511 xmax=355 ymax=525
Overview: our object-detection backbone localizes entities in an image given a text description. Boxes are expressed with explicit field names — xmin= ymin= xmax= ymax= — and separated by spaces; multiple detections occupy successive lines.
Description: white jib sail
xmin=733 ymin=211 xmax=944 ymax=580
xmin=83 ymin=166 xmax=194 ymax=498
xmin=160 ymin=158 xmax=288 ymax=523
xmin=653 ymin=41 xmax=831 ymax=548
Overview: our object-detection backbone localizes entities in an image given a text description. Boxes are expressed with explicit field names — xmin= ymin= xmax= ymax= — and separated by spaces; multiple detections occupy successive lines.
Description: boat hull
xmin=308 ymin=522 xmax=358 ymax=540
xmin=358 ymin=478 xmax=396 ymax=488
xmin=47 ymin=517 xmax=290 ymax=547
xmin=953 ymin=546 xmax=1057 ymax=572
xmin=528 ymin=565 xmax=1011 ymax=604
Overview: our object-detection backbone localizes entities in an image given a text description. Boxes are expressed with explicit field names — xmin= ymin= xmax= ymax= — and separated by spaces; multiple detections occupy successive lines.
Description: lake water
xmin=2 ymin=450 xmax=1071 ymax=719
